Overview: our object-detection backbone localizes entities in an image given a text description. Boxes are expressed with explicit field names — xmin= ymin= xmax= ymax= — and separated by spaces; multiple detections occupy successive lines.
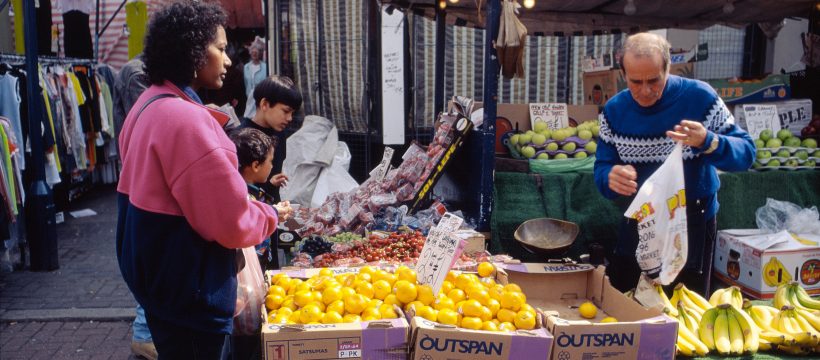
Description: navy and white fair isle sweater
xmin=593 ymin=75 xmax=756 ymax=223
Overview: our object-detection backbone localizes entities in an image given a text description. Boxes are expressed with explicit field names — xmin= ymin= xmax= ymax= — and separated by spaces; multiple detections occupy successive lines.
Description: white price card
xmin=529 ymin=103 xmax=569 ymax=131
xmin=415 ymin=213 xmax=465 ymax=295
xmin=368 ymin=147 xmax=395 ymax=181
xmin=742 ymin=104 xmax=780 ymax=140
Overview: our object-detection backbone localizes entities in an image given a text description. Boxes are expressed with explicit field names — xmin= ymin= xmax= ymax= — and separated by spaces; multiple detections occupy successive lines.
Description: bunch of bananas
xmin=709 ymin=286 xmax=744 ymax=310
xmin=763 ymin=257 xmax=792 ymax=287
xmin=744 ymin=301 xmax=820 ymax=354
xmin=675 ymin=300 xmax=710 ymax=356
xmin=773 ymin=281 xmax=820 ymax=311
xmin=699 ymin=304 xmax=760 ymax=355
xmin=671 ymin=283 xmax=711 ymax=318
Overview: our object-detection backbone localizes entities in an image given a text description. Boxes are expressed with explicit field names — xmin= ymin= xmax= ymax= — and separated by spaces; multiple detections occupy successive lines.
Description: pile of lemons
xmin=264 ymin=262 xmax=538 ymax=331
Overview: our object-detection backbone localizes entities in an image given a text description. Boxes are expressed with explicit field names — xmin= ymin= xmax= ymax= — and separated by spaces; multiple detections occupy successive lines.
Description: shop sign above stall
xmin=706 ymin=74 xmax=791 ymax=104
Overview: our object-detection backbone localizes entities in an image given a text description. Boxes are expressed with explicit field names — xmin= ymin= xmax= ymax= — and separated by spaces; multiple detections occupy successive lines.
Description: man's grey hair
xmin=623 ymin=32 xmax=671 ymax=73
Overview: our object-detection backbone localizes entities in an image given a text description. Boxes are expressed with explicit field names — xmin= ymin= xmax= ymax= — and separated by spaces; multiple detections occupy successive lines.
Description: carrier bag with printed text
xmin=624 ymin=142 xmax=688 ymax=285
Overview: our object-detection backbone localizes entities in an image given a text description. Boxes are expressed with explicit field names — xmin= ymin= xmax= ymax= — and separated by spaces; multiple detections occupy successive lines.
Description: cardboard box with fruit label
xmin=706 ymin=74 xmax=791 ymax=105
xmin=713 ymin=229 xmax=820 ymax=299
xmin=496 ymin=263 xmax=678 ymax=360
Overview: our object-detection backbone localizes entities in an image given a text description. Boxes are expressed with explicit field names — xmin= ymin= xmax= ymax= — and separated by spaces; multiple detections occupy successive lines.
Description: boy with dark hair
xmin=235 ymin=75 xmax=302 ymax=203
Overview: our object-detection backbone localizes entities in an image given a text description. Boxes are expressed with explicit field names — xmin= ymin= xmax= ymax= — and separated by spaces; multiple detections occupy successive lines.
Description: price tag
xmin=742 ymin=104 xmax=780 ymax=139
xmin=529 ymin=103 xmax=569 ymax=131
xmin=368 ymin=147 xmax=394 ymax=181
xmin=415 ymin=213 xmax=464 ymax=295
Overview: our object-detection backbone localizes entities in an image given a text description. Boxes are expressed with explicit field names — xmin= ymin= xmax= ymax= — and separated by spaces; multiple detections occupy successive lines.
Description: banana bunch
xmin=656 ymin=284 xmax=678 ymax=317
xmin=709 ymin=286 xmax=744 ymax=310
xmin=699 ymin=303 xmax=759 ymax=355
xmin=770 ymin=305 xmax=820 ymax=353
xmin=743 ymin=300 xmax=795 ymax=350
xmin=762 ymin=257 xmax=792 ymax=287
xmin=670 ymin=283 xmax=711 ymax=319
xmin=675 ymin=301 xmax=709 ymax=356
xmin=773 ymin=281 xmax=820 ymax=311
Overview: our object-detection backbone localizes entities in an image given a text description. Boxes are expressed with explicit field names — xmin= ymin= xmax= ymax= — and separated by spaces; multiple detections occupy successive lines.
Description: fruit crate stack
xmin=752 ymin=129 xmax=818 ymax=170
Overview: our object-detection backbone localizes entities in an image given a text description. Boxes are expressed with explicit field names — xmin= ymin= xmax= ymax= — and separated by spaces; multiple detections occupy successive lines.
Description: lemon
xmin=600 ymin=316 xmax=618 ymax=323
xmin=447 ymin=289 xmax=466 ymax=303
xmin=479 ymin=306 xmax=493 ymax=322
xmin=405 ymin=300 xmax=425 ymax=313
xmin=397 ymin=267 xmax=418 ymax=283
xmin=307 ymin=300 xmax=326 ymax=312
xmin=469 ymin=289 xmax=491 ymax=306
xmin=455 ymin=274 xmax=475 ymax=290
xmin=486 ymin=298 xmax=501 ymax=317
xmin=578 ymin=301 xmax=597 ymax=319
xmin=441 ymin=281 xmax=454 ymax=294
xmin=340 ymin=287 xmax=356 ymax=299
xmin=367 ymin=299 xmax=383 ymax=309
xmin=417 ymin=305 xmax=438 ymax=322
xmin=356 ymin=273 xmax=372 ymax=283
xmin=394 ymin=280 xmax=418 ymax=304
xmin=477 ymin=262 xmax=495 ymax=277
xmin=321 ymin=310 xmax=343 ymax=324
xmin=514 ymin=310 xmax=537 ymax=330
xmin=461 ymin=316 xmax=483 ymax=330
xmin=384 ymin=294 xmax=401 ymax=306
xmin=416 ymin=285 xmax=436 ymax=305
xmin=433 ymin=296 xmax=455 ymax=311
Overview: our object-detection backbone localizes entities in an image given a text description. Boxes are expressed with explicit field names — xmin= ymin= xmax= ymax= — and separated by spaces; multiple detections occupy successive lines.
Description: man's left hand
xmin=667 ymin=120 xmax=707 ymax=148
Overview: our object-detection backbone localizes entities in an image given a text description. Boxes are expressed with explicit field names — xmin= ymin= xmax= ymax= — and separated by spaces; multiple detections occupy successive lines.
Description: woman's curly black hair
xmin=143 ymin=1 xmax=227 ymax=85
xmin=230 ymin=128 xmax=274 ymax=170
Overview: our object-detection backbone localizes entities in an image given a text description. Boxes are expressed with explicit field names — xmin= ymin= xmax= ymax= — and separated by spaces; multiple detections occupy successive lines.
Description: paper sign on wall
xmin=529 ymin=103 xmax=569 ymax=131
xmin=742 ymin=104 xmax=781 ymax=139
xmin=415 ymin=213 xmax=464 ymax=295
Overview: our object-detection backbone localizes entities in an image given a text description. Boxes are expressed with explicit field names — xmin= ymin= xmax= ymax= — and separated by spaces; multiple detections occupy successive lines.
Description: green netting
xmin=492 ymin=171 xmax=820 ymax=261
xmin=529 ymin=156 xmax=595 ymax=174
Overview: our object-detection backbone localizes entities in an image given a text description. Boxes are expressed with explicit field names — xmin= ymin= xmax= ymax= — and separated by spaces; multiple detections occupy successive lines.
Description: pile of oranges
xmin=264 ymin=262 xmax=538 ymax=331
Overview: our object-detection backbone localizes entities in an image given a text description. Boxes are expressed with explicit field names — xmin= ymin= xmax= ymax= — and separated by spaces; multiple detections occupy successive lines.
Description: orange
xmin=520 ymin=304 xmax=536 ymax=314
xmin=486 ymin=298 xmax=501 ymax=317
xmin=488 ymin=285 xmax=505 ymax=300
xmin=299 ymin=304 xmax=323 ymax=324
xmin=280 ymin=296 xmax=297 ymax=311
xmin=379 ymin=304 xmax=399 ymax=319
xmin=447 ymin=289 xmax=466 ymax=303
xmin=318 ymin=268 xmax=334 ymax=277
xmin=482 ymin=320 xmax=499 ymax=332
xmin=268 ymin=285 xmax=287 ymax=298
xmin=514 ymin=310 xmax=536 ymax=330
xmin=342 ymin=314 xmax=362 ymax=323
xmin=321 ymin=310 xmax=343 ymax=324
xmin=461 ymin=316 xmax=483 ymax=330
xmin=460 ymin=299 xmax=484 ymax=317
xmin=373 ymin=280 xmax=392 ymax=300
xmin=455 ymin=274 xmax=475 ymax=290
xmin=437 ymin=309 xmax=461 ymax=326
xmin=322 ymin=286 xmax=343 ymax=305
xmin=416 ymin=285 xmax=436 ymax=306
xmin=397 ymin=267 xmax=418 ymax=283
xmin=355 ymin=281 xmax=375 ymax=299
xmin=265 ymin=294 xmax=285 ymax=311
xmin=362 ymin=307 xmax=382 ymax=320
xmin=578 ymin=302 xmax=597 ymax=319
xmin=433 ymin=296 xmax=455 ymax=311
xmin=326 ymin=300 xmax=345 ymax=314
xmin=394 ymin=280 xmax=418 ymax=304
xmin=477 ymin=262 xmax=495 ymax=277
xmin=405 ymin=301 xmax=426 ymax=313
xmin=343 ymin=294 xmax=367 ymax=315
xmin=384 ymin=294 xmax=401 ymax=306
xmin=440 ymin=281 xmax=454 ymax=294
xmin=445 ymin=271 xmax=458 ymax=283
xmin=294 ymin=290 xmax=314 ymax=307
xmin=417 ymin=305 xmax=438 ymax=322
xmin=358 ymin=266 xmax=376 ymax=277
xmin=469 ymin=289 xmax=491 ymax=306
xmin=503 ymin=283 xmax=522 ymax=293
xmin=497 ymin=308 xmax=517 ymax=323
xmin=500 ymin=291 xmax=524 ymax=311
xmin=498 ymin=322 xmax=516 ymax=332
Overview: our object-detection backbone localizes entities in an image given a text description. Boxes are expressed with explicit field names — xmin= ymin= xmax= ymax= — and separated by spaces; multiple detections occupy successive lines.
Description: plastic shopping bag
xmin=234 ymin=246 xmax=266 ymax=336
xmin=624 ymin=143 xmax=688 ymax=285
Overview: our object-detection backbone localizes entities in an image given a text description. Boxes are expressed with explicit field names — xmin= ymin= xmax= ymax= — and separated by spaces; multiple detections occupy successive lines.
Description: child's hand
xmin=270 ymin=173 xmax=289 ymax=187
xmin=274 ymin=201 xmax=293 ymax=221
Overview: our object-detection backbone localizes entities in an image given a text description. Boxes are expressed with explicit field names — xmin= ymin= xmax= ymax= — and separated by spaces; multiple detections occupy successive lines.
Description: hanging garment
xmin=62 ymin=10 xmax=93 ymax=59
xmin=0 ymin=125 xmax=17 ymax=216
xmin=0 ymin=72 xmax=24 ymax=170
xmin=11 ymin=0 xmax=23 ymax=54
xmin=0 ymin=117 xmax=24 ymax=208
xmin=125 ymin=0 xmax=148 ymax=60
xmin=496 ymin=0 xmax=528 ymax=79
xmin=36 ymin=0 xmax=54 ymax=55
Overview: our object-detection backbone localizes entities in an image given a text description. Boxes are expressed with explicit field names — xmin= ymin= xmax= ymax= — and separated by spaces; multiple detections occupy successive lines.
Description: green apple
xmin=806 ymin=160 xmax=816 ymax=167
xmin=784 ymin=137 xmax=801 ymax=147
xmin=546 ymin=142 xmax=559 ymax=152
xmin=814 ymin=150 xmax=820 ymax=158
xmin=537 ymin=129 xmax=552 ymax=140
xmin=785 ymin=158 xmax=800 ymax=168
xmin=754 ymin=139 xmax=765 ymax=149
xmin=757 ymin=150 xmax=772 ymax=160
xmin=776 ymin=149 xmax=791 ymax=158
xmin=777 ymin=129 xmax=792 ymax=141
xmin=802 ymin=138 xmax=818 ymax=149
xmin=567 ymin=127 xmax=578 ymax=137
xmin=795 ymin=150 xmax=809 ymax=161
xmin=759 ymin=129 xmax=773 ymax=141
xmin=766 ymin=159 xmax=781 ymax=167
xmin=562 ymin=142 xmax=577 ymax=152
xmin=554 ymin=153 xmax=568 ymax=160
xmin=578 ymin=129 xmax=593 ymax=140
xmin=574 ymin=152 xmax=588 ymax=159
xmin=534 ymin=121 xmax=548 ymax=133
xmin=531 ymin=133 xmax=547 ymax=146
xmin=752 ymin=161 xmax=763 ymax=169
xmin=536 ymin=153 xmax=549 ymax=160
xmin=519 ymin=132 xmax=533 ymax=144
xmin=521 ymin=146 xmax=536 ymax=158
xmin=510 ymin=134 xmax=520 ymax=146
xmin=766 ymin=138 xmax=782 ymax=148
xmin=584 ymin=141 xmax=597 ymax=154
xmin=592 ymin=125 xmax=600 ymax=137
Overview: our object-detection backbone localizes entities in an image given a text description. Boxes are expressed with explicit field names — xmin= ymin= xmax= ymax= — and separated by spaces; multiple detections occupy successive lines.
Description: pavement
xmin=0 ymin=184 xmax=141 ymax=359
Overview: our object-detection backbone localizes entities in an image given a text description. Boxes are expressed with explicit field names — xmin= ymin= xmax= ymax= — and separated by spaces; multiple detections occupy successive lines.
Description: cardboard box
xmin=734 ymin=99 xmax=813 ymax=136
xmin=263 ymin=268 xmax=410 ymax=360
xmin=583 ymin=63 xmax=695 ymax=106
xmin=497 ymin=263 xmax=678 ymax=360
xmin=454 ymin=230 xmax=487 ymax=254
xmin=474 ymin=102 xmax=600 ymax=132
xmin=713 ymin=229 xmax=820 ymax=299
xmin=707 ymin=74 xmax=791 ymax=104
xmin=409 ymin=316 xmax=553 ymax=360
xmin=262 ymin=320 xmax=409 ymax=360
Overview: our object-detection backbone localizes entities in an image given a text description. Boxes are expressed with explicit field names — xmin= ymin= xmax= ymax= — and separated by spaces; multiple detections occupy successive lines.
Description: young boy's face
xmin=260 ymin=100 xmax=295 ymax=132
xmin=250 ymin=148 xmax=275 ymax=184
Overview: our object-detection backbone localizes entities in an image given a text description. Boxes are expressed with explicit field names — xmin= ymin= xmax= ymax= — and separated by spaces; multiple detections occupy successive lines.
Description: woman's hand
xmin=274 ymin=201 xmax=293 ymax=221
xmin=269 ymin=173 xmax=289 ymax=187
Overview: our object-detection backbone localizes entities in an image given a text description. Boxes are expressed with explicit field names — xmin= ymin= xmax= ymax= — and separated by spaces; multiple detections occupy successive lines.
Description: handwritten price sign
xmin=415 ymin=213 xmax=464 ymax=295
xmin=529 ymin=103 xmax=569 ymax=131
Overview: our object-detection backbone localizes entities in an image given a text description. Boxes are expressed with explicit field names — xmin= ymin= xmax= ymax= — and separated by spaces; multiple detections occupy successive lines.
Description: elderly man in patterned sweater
xmin=593 ymin=32 xmax=755 ymax=294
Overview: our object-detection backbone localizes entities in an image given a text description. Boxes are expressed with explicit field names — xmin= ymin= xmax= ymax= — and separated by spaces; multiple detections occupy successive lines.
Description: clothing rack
xmin=0 ymin=53 xmax=96 ymax=66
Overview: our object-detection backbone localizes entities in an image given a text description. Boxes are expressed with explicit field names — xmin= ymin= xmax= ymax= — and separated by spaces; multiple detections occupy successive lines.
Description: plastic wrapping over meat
xmin=316 ymin=203 xmax=335 ymax=224
xmin=340 ymin=203 xmax=363 ymax=228
xmin=396 ymin=183 xmax=415 ymax=202
xmin=368 ymin=193 xmax=397 ymax=213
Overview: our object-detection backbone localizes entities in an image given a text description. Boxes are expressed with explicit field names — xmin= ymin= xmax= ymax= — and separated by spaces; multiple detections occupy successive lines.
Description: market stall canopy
xmin=385 ymin=0 xmax=815 ymax=34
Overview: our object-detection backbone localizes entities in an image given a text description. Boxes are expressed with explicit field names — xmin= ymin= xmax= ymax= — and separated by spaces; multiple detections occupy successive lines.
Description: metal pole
xmin=23 ymin=0 xmax=59 ymax=270
xmin=478 ymin=0 xmax=501 ymax=230
xmin=434 ymin=6 xmax=445 ymax=114
xmin=95 ymin=0 xmax=100 ymax=62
